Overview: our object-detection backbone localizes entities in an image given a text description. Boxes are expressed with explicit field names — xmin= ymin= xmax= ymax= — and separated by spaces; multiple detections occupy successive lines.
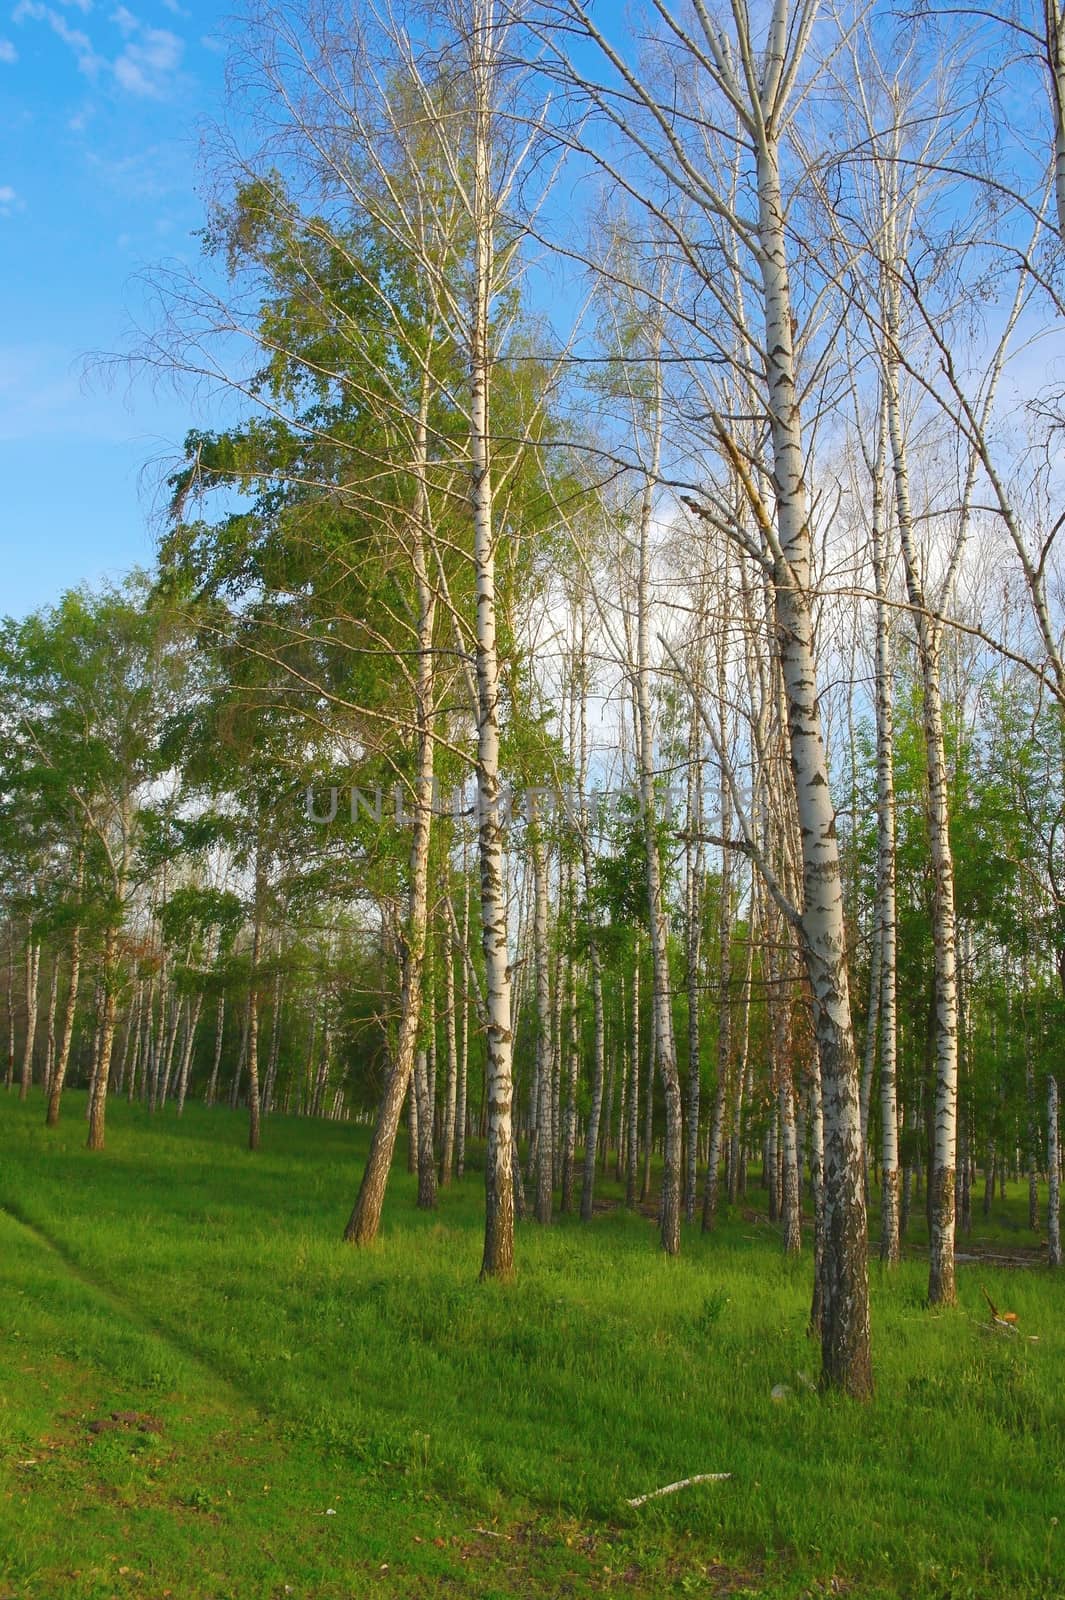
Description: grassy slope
xmin=0 ymin=1094 xmax=1062 ymax=1600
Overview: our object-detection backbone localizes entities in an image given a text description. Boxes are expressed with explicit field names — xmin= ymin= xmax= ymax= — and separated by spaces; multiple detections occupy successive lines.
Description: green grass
xmin=1 ymin=1094 xmax=1062 ymax=1600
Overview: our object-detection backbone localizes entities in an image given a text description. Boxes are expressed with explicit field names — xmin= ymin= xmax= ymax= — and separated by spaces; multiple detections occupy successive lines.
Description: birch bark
xmin=469 ymin=0 xmax=515 ymax=1279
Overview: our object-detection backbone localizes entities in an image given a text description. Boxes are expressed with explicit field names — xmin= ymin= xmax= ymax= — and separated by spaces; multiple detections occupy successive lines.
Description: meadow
xmin=0 ymin=1095 xmax=1062 ymax=1600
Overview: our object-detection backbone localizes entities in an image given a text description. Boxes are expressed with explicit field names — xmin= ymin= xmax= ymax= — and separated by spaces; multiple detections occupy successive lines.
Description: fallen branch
xmin=981 ymin=1284 xmax=1019 ymax=1331
xmin=626 ymin=1473 xmax=731 ymax=1507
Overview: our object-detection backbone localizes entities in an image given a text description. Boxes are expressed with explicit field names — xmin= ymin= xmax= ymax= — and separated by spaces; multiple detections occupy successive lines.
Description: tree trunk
xmin=344 ymin=369 xmax=437 ymax=1244
xmin=456 ymin=863 xmax=470 ymax=1180
xmin=870 ymin=412 xmax=901 ymax=1266
xmin=532 ymin=820 xmax=554 ymax=1223
xmin=756 ymin=137 xmax=871 ymax=1395
xmin=1046 ymin=0 xmax=1065 ymax=240
xmin=808 ymin=1057 xmax=826 ymax=1336
xmin=5 ymin=935 xmax=14 ymax=1092
xmin=440 ymin=918 xmax=459 ymax=1186
xmin=206 ymin=994 xmax=225 ymax=1106
xmin=580 ymin=938 xmax=606 ymax=1220
xmin=414 ymin=1047 xmax=437 ymax=1210
xmin=780 ymin=1071 xmax=802 ymax=1255
xmin=885 ymin=312 xmax=959 ymax=1309
xmin=175 ymin=994 xmax=204 ymax=1115
xmin=43 ymin=958 xmax=59 ymax=1096
xmin=684 ymin=691 xmax=704 ymax=1222
xmin=470 ymin=20 xmax=515 ymax=1280
xmin=626 ymin=955 xmax=640 ymax=1209
xmin=18 ymin=936 xmax=41 ymax=1101
xmin=46 ymin=882 xmax=82 ymax=1128
xmin=634 ymin=356 xmax=682 ymax=1253
xmin=1048 ymin=1075 xmax=1061 ymax=1268
xmin=560 ymin=943 xmax=579 ymax=1214
xmin=263 ymin=965 xmax=283 ymax=1114
xmin=703 ymin=767 xmax=733 ymax=1231
xmin=87 ymin=926 xmax=120 ymax=1151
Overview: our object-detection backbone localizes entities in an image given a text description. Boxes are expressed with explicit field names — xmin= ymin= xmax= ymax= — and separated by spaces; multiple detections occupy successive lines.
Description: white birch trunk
xmin=175 ymin=993 xmax=204 ymax=1116
xmin=470 ymin=1 xmax=514 ymax=1278
xmin=755 ymin=134 xmax=871 ymax=1394
xmin=635 ymin=357 xmax=682 ymax=1253
xmin=440 ymin=916 xmax=459 ymax=1186
xmin=885 ymin=295 xmax=959 ymax=1307
xmin=871 ymin=414 xmax=901 ymax=1266
xmin=18 ymin=936 xmax=40 ymax=1101
xmin=46 ymin=854 xmax=82 ymax=1128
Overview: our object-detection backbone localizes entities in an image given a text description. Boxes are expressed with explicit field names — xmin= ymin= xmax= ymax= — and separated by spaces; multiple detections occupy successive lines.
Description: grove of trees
xmin=3 ymin=0 xmax=1065 ymax=1398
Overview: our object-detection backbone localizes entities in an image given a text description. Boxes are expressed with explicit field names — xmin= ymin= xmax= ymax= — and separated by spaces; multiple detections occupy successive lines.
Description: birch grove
xmin=2 ymin=0 xmax=1064 ymax=1410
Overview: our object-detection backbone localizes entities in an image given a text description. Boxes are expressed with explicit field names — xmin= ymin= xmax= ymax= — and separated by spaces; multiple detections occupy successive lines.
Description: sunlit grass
xmin=1 ymin=1092 xmax=1061 ymax=1599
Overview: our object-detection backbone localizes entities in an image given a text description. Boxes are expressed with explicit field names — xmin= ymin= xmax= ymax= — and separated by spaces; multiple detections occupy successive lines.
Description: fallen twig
xmin=626 ymin=1473 xmax=731 ymax=1507
xmin=977 ymin=1317 xmax=1022 ymax=1337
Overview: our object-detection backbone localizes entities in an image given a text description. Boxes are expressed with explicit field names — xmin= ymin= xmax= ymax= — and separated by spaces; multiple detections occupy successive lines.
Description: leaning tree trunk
xmin=344 ymin=380 xmax=437 ymax=1244
xmin=46 ymin=859 xmax=82 ymax=1128
xmin=205 ymin=993 xmax=225 ymax=1106
xmin=175 ymin=993 xmax=204 ymax=1116
xmin=87 ymin=924 xmax=121 ymax=1151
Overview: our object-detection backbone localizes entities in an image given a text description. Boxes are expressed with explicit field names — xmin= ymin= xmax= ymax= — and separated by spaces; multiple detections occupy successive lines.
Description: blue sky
xmin=0 ymin=0 xmax=227 ymax=617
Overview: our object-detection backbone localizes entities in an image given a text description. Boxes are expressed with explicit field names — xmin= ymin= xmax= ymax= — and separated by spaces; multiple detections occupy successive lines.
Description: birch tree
xmin=547 ymin=0 xmax=874 ymax=1391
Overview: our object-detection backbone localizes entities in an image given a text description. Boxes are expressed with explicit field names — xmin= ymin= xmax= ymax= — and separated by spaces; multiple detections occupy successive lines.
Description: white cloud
xmin=160 ymin=0 xmax=188 ymax=14
xmin=0 ymin=38 xmax=18 ymax=60
xmin=113 ymin=17 xmax=183 ymax=97
xmin=0 ymin=185 xmax=17 ymax=203
xmin=14 ymin=1 xmax=183 ymax=94
xmin=12 ymin=2 xmax=103 ymax=75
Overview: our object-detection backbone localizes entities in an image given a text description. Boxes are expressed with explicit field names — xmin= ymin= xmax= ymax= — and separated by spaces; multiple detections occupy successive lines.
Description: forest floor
xmin=0 ymin=1095 xmax=1062 ymax=1600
